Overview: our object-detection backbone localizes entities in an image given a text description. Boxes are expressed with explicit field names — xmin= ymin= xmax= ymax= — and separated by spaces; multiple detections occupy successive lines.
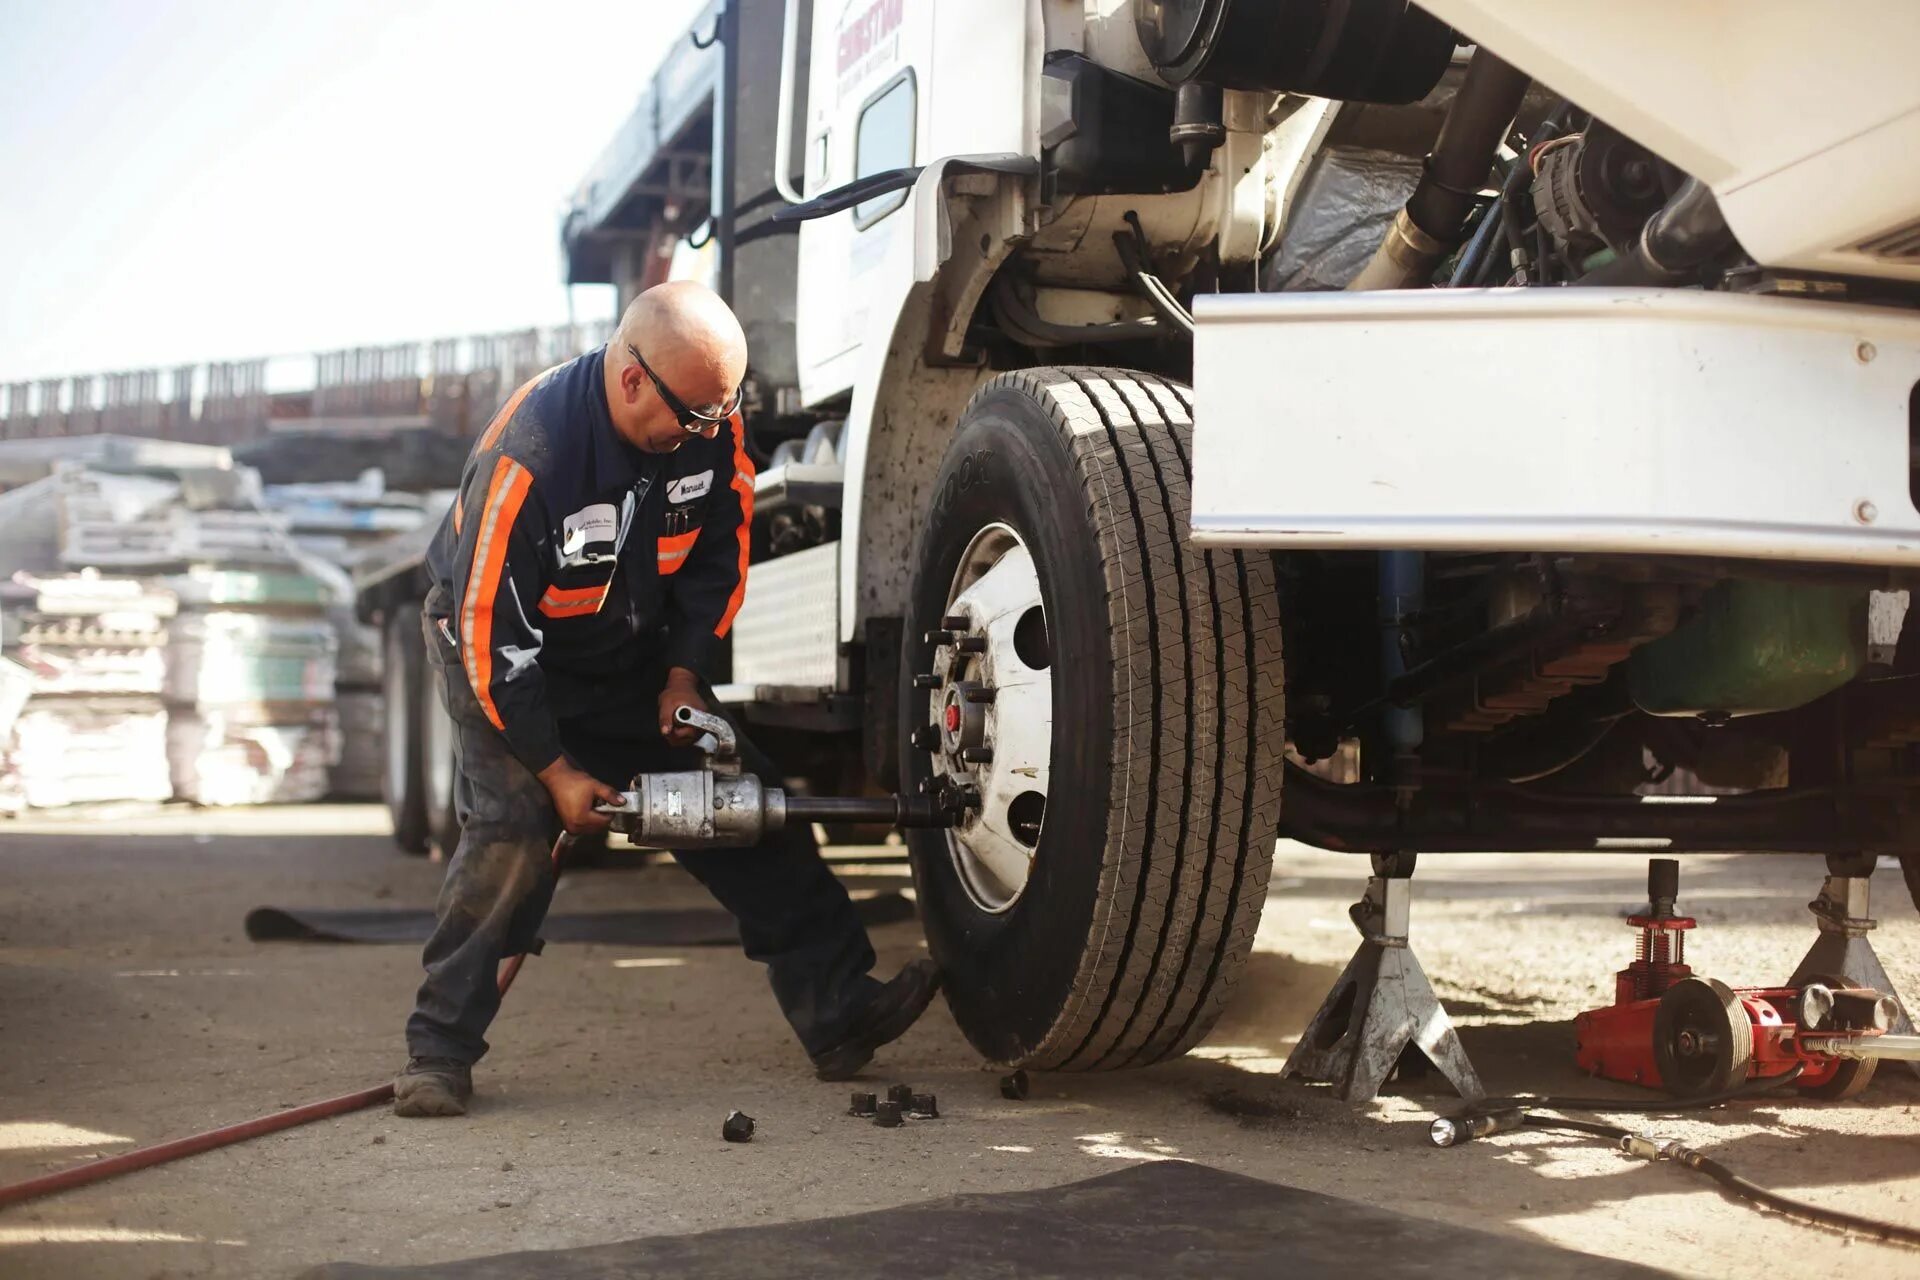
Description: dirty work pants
xmin=406 ymin=605 xmax=883 ymax=1066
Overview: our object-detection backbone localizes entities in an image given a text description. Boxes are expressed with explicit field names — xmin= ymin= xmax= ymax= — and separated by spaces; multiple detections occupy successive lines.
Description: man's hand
xmin=659 ymin=667 xmax=709 ymax=746
xmin=536 ymin=757 xmax=624 ymax=833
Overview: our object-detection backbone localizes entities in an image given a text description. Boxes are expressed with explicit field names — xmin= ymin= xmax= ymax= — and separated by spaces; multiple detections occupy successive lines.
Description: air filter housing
xmin=1134 ymin=0 xmax=1456 ymax=104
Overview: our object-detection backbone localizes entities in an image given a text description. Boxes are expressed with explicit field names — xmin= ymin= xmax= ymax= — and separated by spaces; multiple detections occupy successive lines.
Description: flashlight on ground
xmin=1428 ymin=1108 xmax=1526 ymax=1147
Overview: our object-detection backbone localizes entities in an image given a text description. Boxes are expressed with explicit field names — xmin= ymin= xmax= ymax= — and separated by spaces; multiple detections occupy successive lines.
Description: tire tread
xmin=967 ymin=367 xmax=1283 ymax=1070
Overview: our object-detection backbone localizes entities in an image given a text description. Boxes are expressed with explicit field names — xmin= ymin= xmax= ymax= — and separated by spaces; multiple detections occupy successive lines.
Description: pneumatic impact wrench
xmin=594 ymin=705 xmax=971 ymax=847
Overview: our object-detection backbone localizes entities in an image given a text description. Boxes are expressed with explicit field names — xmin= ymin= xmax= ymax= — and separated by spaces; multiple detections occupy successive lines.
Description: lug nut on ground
xmin=873 ymin=1101 xmax=904 ymax=1128
xmin=721 ymin=1110 xmax=755 ymax=1143
xmin=1000 ymin=1070 xmax=1029 ymax=1101
xmin=848 ymin=1091 xmax=877 ymax=1117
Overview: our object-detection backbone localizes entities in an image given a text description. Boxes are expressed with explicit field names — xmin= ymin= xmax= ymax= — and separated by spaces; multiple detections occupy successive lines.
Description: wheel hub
xmin=913 ymin=524 xmax=1053 ymax=914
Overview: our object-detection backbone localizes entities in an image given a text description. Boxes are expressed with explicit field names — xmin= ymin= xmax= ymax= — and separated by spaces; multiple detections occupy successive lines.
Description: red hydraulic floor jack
xmin=1574 ymin=859 xmax=1917 ymax=1100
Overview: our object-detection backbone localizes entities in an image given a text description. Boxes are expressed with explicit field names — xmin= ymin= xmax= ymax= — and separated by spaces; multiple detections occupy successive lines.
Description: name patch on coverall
xmin=667 ymin=471 xmax=713 ymax=504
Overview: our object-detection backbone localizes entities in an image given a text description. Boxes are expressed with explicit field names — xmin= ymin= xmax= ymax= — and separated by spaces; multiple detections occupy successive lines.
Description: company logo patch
xmin=667 ymin=471 xmax=713 ymax=505
xmin=560 ymin=503 xmax=618 ymax=561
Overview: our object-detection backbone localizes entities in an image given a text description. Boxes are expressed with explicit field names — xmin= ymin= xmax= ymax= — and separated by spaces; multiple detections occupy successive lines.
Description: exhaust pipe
xmin=1348 ymin=47 xmax=1531 ymax=290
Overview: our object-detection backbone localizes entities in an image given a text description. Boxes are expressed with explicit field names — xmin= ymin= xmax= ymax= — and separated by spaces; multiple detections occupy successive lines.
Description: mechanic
xmin=393 ymin=282 xmax=940 ymax=1118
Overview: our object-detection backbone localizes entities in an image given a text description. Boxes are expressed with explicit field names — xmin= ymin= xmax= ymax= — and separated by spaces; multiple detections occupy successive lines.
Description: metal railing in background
xmin=0 ymin=321 xmax=611 ymax=445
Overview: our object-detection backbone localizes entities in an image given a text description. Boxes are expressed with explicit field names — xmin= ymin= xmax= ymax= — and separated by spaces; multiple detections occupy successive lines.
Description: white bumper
xmin=1189 ymin=288 xmax=1920 ymax=566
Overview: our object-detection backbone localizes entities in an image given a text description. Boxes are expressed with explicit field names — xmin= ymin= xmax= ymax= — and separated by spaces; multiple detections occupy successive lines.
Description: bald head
xmin=604 ymin=281 xmax=748 ymax=453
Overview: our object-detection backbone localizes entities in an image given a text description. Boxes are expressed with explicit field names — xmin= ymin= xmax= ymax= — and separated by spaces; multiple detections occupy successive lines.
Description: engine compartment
xmin=997 ymin=3 xmax=1920 ymax=851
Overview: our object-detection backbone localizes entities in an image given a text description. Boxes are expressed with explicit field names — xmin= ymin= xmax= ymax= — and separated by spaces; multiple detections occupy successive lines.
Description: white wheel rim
xmin=424 ymin=686 xmax=454 ymax=817
xmin=383 ymin=627 xmax=410 ymax=803
xmin=928 ymin=523 xmax=1052 ymax=914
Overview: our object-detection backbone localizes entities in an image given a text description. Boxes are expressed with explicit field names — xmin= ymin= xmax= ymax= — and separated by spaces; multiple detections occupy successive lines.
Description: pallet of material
xmin=164 ymin=612 xmax=339 ymax=705
xmin=0 ymin=696 xmax=173 ymax=814
xmin=168 ymin=704 xmax=340 ymax=807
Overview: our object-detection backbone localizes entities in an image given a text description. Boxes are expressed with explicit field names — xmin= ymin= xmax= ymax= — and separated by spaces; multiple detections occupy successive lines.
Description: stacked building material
xmin=258 ymin=471 xmax=434 ymax=801
xmin=163 ymin=569 xmax=342 ymax=806
xmin=0 ymin=574 xmax=177 ymax=814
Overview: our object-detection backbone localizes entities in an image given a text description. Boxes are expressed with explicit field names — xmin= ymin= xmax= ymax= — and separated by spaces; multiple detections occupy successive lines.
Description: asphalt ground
xmin=2 ymin=805 xmax=1917 ymax=1278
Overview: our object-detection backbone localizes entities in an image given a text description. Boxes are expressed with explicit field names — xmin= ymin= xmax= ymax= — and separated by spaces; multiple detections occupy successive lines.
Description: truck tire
xmin=422 ymin=666 xmax=459 ymax=858
xmin=901 ymin=368 xmax=1285 ymax=1070
xmin=382 ymin=607 xmax=431 ymax=855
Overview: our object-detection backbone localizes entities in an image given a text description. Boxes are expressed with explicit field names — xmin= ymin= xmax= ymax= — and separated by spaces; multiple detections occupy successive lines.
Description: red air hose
xmin=0 ymin=833 xmax=571 ymax=1212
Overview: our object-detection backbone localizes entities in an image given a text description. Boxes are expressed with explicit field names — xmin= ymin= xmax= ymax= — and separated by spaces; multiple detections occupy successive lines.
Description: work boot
xmin=393 ymin=1056 xmax=474 ymax=1117
xmin=811 ymin=959 xmax=943 ymax=1081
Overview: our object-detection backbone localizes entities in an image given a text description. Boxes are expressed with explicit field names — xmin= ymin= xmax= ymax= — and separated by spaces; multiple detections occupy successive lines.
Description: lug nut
xmin=848 ymin=1091 xmax=878 ymax=1117
xmin=911 ymin=725 xmax=941 ymax=751
xmin=957 ymin=636 xmax=988 ymax=654
xmin=913 ymin=674 xmax=941 ymax=690
xmin=721 ymin=1110 xmax=756 ymax=1143
xmin=964 ymin=686 xmax=996 ymax=704
xmin=961 ymin=747 xmax=993 ymax=765
xmin=873 ymin=1101 xmax=904 ymax=1128
xmin=909 ymin=1092 xmax=940 ymax=1119
xmin=886 ymin=1082 xmax=915 ymax=1109
xmin=941 ymin=614 xmax=970 ymax=631
xmin=999 ymin=1070 xmax=1029 ymax=1101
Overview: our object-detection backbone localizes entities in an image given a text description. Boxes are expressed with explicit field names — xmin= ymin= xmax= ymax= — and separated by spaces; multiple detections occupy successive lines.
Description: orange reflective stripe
xmin=536 ymin=580 xmax=612 ymax=618
xmin=717 ymin=412 xmax=755 ymax=635
xmin=476 ymin=368 xmax=554 ymax=453
xmin=452 ymin=491 xmax=464 ymax=536
xmin=459 ymin=456 xmax=534 ymax=731
xmin=655 ymin=529 xmax=700 ymax=577
xmin=543 ymin=582 xmax=609 ymax=605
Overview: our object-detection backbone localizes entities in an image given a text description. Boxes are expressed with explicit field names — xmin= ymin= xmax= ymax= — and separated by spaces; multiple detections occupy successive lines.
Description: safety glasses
xmin=628 ymin=343 xmax=741 ymax=434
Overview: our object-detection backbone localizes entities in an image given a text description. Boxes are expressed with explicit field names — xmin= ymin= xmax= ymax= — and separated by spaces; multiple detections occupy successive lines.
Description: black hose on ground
xmin=1474 ymin=1063 xmax=1804 ymax=1114
xmin=1432 ymin=1066 xmax=1920 ymax=1249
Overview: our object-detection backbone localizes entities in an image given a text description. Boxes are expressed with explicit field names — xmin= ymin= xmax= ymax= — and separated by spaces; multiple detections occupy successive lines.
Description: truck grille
xmin=1857 ymin=216 xmax=1920 ymax=262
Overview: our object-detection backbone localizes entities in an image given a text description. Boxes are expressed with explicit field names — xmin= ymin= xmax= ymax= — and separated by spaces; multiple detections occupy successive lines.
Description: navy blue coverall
xmin=405 ymin=348 xmax=881 ymax=1066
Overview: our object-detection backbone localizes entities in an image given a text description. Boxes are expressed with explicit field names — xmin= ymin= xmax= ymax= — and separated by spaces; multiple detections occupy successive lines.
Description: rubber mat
xmin=245 ymin=892 xmax=915 ymax=947
xmin=297 ymin=1160 xmax=1672 ymax=1279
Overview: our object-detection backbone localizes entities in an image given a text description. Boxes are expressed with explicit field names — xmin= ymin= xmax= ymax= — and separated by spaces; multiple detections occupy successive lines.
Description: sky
xmin=0 ymin=0 xmax=707 ymax=384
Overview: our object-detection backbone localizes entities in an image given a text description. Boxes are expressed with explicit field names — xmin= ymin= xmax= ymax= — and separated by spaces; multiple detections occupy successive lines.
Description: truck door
xmin=795 ymin=0 xmax=929 ymax=402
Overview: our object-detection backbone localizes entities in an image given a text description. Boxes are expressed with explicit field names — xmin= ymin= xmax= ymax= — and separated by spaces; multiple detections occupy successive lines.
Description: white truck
xmin=550 ymin=0 xmax=1920 ymax=1080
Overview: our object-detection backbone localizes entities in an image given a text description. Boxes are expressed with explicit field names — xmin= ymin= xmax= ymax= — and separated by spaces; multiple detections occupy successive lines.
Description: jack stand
xmin=1282 ymin=853 xmax=1485 ymax=1103
xmin=1788 ymin=853 xmax=1920 ymax=1077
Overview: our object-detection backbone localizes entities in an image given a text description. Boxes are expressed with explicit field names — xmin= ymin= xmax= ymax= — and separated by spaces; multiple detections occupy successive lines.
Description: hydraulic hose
xmin=1432 ymin=1066 xmax=1920 ymax=1250
xmin=1114 ymin=212 xmax=1196 ymax=338
xmin=0 ymin=832 xmax=574 ymax=1212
